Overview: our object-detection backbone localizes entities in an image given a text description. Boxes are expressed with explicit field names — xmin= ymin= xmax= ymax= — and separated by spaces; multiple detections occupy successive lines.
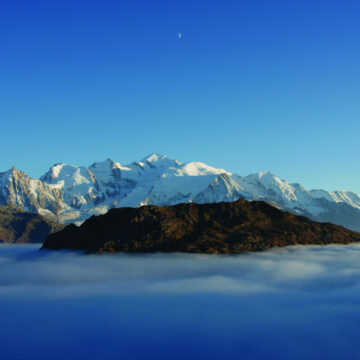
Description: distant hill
xmin=42 ymin=199 xmax=360 ymax=254
xmin=0 ymin=205 xmax=64 ymax=244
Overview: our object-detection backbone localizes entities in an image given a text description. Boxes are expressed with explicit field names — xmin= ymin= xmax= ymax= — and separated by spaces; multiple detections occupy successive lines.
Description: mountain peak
xmin=0 ymin=166 xmax=20 ymax=179
xmin=245 ymin=171 xmax=275 ymax=181
xmin=141 ymin=153 xmax=181 ymax=168
xmin=89 ymin=158 xmax=115 ymax=169
xmin=180 ymin=162 xmax=230 ymax=176
xmin=7 ymin=166 xmax=22 ymax=176
xmin=40 ymin=163 xmax=68 ymax=182
xmin=258 ymin=171 xmax=275 ymax=179
xmin=142 ymin=153 xmax=168 ymax=163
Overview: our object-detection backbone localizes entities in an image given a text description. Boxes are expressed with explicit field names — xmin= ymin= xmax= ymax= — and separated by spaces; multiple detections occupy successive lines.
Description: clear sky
xmin=1 ymin=0 xmax=359 ymax=192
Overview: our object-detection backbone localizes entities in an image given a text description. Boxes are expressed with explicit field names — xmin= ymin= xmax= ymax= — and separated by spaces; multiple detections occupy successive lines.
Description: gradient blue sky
xmin=1 ymin=0 xmax=359 ymax=192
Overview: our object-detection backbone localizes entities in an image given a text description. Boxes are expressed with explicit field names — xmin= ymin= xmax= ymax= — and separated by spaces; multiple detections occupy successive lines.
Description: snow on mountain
xmin=141 ymin=153 xmax=182 ymax=169
xmin=235 ymin=172 xmax=325 ymax=216
xmin=0 ymin=166 xmax=63 ymax=219
xmin=1 ymin=153 xmax=360 ymax=231
xmin=310 ymin=189 xmax=360 ymax=210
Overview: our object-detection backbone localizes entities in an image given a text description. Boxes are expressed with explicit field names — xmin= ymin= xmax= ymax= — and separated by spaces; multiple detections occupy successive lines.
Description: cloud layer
xmin=1 ymin=244 xmax=360 ymax=359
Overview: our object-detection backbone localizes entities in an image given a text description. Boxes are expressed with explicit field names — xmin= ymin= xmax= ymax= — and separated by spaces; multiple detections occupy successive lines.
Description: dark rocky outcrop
xmin=0 ymin=205 xmax=64 ymax=243
xmin=42 ymin=199 xmax=360 ymax=254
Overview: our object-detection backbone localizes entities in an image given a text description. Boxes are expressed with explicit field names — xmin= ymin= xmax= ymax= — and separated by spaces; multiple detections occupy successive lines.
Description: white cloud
xmin=1 ymin=243 xmax=360 ymax=359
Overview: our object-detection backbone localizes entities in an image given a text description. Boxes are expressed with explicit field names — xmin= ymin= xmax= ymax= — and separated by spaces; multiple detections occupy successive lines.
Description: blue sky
xmin=1 ymin=0 xmax=359 ymax=192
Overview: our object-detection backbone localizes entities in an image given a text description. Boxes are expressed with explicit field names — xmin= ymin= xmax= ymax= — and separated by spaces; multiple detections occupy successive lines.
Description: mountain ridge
xmin=1 ymin=153 xmax=360 ymax=231
xmin=0 ymin=205 xmax=64 ymax=243
xmin=42 ymin=199 xmax=360 ymax=254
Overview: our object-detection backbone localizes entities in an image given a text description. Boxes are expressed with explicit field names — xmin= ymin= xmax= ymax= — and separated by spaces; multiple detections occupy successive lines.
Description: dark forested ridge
xmin=42 ymin=199 xmax=360 ymax=254
xmin=0 ymin=205 xmax=64 ymax=243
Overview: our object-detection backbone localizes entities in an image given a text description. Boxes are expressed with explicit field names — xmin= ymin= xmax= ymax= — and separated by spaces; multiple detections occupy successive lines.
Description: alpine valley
xmin=1 ymin=153 xmax=360 ymax=231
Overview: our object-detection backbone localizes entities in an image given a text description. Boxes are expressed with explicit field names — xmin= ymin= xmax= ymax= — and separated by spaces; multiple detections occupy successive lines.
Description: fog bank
xmin=1 ymin=244 xmax=360 ymax=359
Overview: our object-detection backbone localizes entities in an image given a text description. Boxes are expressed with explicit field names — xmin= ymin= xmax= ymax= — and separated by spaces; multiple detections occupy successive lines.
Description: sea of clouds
xmin=1 ymin=243 xmax=360 ymax=359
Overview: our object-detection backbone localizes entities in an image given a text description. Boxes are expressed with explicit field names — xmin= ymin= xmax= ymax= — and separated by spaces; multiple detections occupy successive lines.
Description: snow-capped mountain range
xmin=1 ymin=153 xmax=360 ymax=231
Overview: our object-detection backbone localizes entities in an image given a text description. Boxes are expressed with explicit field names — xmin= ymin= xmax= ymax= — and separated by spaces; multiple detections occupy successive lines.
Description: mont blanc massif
xmin=0 ymin=153 xmax=359 ymax=232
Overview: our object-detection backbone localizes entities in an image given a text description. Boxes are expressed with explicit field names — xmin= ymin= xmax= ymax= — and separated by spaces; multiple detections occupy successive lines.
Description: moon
xmin=178 ymin=32 xmax=182 ymax=39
